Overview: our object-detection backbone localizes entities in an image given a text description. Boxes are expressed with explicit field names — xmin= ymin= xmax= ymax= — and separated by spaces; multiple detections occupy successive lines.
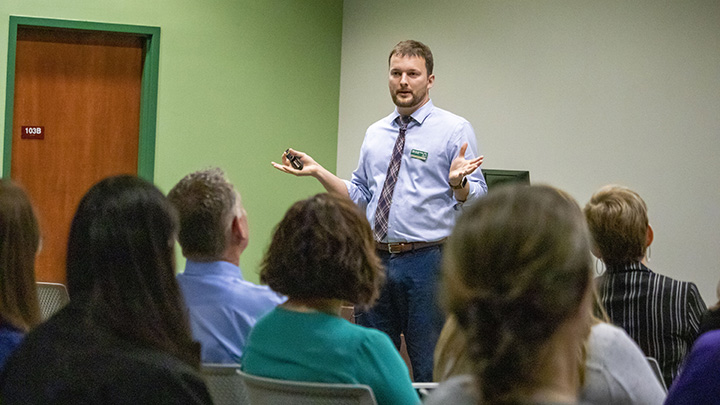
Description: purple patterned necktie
xmin=373 ymin=115 xmax=411 ymax=242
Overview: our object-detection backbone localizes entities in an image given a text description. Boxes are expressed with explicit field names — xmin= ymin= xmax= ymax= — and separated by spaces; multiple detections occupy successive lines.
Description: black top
xmin=0 ymin=302 xmax=212 ymax=404
xmin=597 ymin=262 xmax=706 ymax=388
xmin=698 ymin=306 xmax=720 ymax=336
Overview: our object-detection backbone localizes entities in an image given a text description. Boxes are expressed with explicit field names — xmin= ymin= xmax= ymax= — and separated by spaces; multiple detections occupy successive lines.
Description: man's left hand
xmin=449 ymin=142 xmax=484 ymax=187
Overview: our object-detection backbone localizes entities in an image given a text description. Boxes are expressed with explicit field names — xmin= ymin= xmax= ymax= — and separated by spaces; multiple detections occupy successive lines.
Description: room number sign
xmin=21 ymin=126 xmax=44 ymax=140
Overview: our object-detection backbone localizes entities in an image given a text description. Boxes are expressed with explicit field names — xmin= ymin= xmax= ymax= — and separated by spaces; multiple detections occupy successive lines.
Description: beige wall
xmin=339 ymin=0 xmax=720 ymax=303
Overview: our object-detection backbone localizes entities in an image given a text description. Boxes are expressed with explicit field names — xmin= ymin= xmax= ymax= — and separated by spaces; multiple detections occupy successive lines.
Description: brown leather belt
xmin=376 ymin=239 xmax=446 ymax=254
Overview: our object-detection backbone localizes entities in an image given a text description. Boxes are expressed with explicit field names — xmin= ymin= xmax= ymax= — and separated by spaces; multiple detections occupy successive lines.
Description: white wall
xmin=338 ymin=0 xmax=720 ymax=303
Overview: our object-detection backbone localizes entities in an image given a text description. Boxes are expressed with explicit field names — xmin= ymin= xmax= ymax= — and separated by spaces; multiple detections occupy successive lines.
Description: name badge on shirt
xmin=410 ymin=149 xmax=428 ymax=162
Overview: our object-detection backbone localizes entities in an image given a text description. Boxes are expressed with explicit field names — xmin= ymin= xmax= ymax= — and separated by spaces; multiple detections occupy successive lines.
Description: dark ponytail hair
xmin=443 ymin=185 xmax=592 ymax=404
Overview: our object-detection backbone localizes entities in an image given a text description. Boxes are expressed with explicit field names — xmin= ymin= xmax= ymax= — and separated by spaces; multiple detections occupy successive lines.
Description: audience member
xmin=242 ymin=193 xmax=419 ymax=405
xmin=432 ymin=315 xmax=469 ymax=381
xmin=168 ymin=168 xmax=284 ymax=364
xmin=425 ymin=185 xmax=594 ymax=405
xmin=582 ymin=322 xmax=666 ymax=403
xmin=584 ymin=185 xmax=706 ymax=388
xmin=0 ymin=180 xmax=41 ymax=370
xmin=434 ymin=315 xmax=666 ymax=403
xmin=697 ymin=278 xmax=720 ymax=336
xmin=0 ymin=175 xmax=212 ymax=404
xmin=664 ymin=329 xmax=720 ymax=404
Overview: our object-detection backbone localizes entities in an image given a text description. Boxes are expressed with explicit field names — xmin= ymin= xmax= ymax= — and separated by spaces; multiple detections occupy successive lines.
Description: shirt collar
xmin=183 ymin=259 xmax=245 ymax=280
xmin=392 ymin=99 xmax=434 ymax=126
xmin=606 ymin=261 xmax=651 ymax=274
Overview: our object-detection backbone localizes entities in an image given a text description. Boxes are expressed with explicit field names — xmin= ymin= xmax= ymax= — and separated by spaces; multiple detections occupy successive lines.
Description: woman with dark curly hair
xmin=0 ymin=175 xmax=212 ymax=404
xmin=426 ymin=185 xmax=594 ymax=405
xmin=242 ymin=193 xmax=419 ymax=405
xmin=0 ymin=180 xmax=41 ymax=371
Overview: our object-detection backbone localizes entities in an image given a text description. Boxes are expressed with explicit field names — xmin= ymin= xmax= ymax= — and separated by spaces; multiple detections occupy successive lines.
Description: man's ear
xmin=646 ymin=224 xmax=654 ymax=248
xmin=231 ymin=214 xmax=246 ymax=243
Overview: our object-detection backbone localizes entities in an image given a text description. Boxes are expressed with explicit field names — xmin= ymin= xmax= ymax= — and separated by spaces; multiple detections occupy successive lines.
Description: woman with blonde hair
xmin=585 ymin=185 xmax=705 ymax=388
xmin=427 ymin=185 xmax=594 ymax=404
xmin=0 ymin=180 xmax=42 ymax=370
xmin=433 ymin=270 xmax=666 ymax=404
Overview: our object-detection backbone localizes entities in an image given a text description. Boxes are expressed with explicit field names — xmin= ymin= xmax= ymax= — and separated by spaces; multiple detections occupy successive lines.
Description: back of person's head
xmin=0 ymin=180 xmax=41 ymax=331
xmin=443 ymin=184 xmax=593 ymax=404
xmin=167 ymin=167 xmax=241 ymax=260
xmin=261 ymin=193 xmax=383 ymax=307
xmin=389 ymin=39 xmax=434 ymax=74
xmin=583 ymin=185 xmax=648 ymax=266
xmin=66 ymin=175 xmax=199 ymax=368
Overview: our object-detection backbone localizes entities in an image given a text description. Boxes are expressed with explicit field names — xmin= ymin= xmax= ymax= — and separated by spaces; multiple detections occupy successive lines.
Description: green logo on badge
xmin=410 ymin=149 xmax=428 ymax=162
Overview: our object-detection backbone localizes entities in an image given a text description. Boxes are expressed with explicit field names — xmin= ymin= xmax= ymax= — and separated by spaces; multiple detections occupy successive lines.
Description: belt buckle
xmin=387 ymin=243 xmax=403 ymax=254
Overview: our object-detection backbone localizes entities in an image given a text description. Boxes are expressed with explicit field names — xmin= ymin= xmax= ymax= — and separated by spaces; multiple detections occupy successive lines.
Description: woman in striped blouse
xmin=584 ymin=185 xmax=706 ymax=389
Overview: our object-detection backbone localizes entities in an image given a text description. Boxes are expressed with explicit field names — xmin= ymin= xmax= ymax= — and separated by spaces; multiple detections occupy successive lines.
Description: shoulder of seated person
xmin=425 ymin=375 xmax=478 ymax=405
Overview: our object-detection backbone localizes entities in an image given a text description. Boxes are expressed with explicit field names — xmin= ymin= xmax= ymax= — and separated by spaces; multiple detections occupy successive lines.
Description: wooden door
xmin=10 ymin=26 xmax=144 ymax=283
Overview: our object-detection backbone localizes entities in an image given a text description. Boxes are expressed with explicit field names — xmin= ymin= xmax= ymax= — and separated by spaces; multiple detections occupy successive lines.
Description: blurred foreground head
xmin=443 ymin=184 xmax=593 ymax=404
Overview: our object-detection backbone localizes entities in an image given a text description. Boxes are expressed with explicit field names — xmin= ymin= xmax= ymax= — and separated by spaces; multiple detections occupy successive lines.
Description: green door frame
xmin=3 ymin=16 xmax=160 ymax=181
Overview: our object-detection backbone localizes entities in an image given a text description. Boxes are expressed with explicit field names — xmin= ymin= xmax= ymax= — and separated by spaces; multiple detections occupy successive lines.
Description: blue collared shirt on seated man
xmin=176 ymin=260 xmax=285 ymax=364
xmin=344 ymin=100 xmax=487 ymax=243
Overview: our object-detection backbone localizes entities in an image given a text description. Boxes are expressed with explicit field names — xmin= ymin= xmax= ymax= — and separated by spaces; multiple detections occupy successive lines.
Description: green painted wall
xmin=0 ymin=0 xmax=342 ymax=283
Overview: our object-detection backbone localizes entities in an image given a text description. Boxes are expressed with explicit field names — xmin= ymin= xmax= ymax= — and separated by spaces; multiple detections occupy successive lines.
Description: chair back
xmin=238 ymin=370 xmax=377 ymax=405
xmin=646 ymin=357 xmax=668 ymax=392
xmin=201 ymin=364 xmax=249 ymax=405
xmin=36 ymin=282 xmax=70 ymax=320
xmin=412 ymin=382 xmax=438 ymax=400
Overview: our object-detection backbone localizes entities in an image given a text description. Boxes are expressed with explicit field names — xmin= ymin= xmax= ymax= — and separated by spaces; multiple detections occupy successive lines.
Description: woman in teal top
xmin=242 ymin=193 xmax=419 ymax=405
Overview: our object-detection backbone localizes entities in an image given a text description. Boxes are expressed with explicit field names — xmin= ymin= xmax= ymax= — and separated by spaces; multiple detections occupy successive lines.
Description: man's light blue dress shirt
xmin=177 ymin=260 xmax=285 ymax=364
xmin=345 ymin=100 xmax=487 ymax=243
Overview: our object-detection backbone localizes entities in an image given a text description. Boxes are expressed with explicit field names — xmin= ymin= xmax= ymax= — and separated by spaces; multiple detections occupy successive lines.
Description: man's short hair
xmin=583 ymin=185 xmax=649 ymax=265
xmin=389 ymin=40 xmax=434 ymax=75
xmin=167 ymin=168 xmax=239 ymax=259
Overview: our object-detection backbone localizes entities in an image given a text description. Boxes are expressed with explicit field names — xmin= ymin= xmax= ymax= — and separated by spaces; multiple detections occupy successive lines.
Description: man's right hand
xmin=271 ymin=148 xmax=320 ymax=177
xmin=271 ymin=148 xmax=350 ymax=198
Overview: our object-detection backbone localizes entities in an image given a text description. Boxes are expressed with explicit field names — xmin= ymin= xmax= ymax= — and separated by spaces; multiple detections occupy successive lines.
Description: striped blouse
xmin=596 ymin=262 xmax=706 ymax=389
